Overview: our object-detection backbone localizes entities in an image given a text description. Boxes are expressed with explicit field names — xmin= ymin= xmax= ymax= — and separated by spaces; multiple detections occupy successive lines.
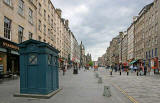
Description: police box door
xmin=27 ymin=53 xmax=38 ymax=89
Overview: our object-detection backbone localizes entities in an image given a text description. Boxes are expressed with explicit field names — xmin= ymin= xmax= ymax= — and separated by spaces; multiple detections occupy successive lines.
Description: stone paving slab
xmin=0 ymin=69 xmax=132 ymax=103
xmin=98 ymin=67 xmax=160 ymax=103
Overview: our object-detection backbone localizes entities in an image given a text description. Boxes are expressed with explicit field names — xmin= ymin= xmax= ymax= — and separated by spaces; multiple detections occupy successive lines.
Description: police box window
xmin=53 ymin=57 xmax=57 ymax=65
xmin=29 ymin=54 xmax=37 ymax=65
xmin=4 ymin=17 xmax=12 ymax=40
xmin=48 ymin=54 xmax=52 ymax=65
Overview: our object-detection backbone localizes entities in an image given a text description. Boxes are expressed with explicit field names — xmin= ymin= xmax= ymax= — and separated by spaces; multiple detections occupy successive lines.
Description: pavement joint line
xmin=112 ymin=83 xmax=139 ymax=103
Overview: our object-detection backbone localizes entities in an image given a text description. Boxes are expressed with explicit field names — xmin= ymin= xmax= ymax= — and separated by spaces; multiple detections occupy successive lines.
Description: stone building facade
xmin=0 ymin=0 xmax=37 ymax=74
xmin=70 ymin=33 xmax=80 ymax=67
xmin=127 ymin=22 xmax=135 ymax=62
xmin=118 ymin=32 xmax=124 ymax=63
xmin=80 ymin=41 xmax=86 ymax=67
xmin=134 ymin=8 xmax=145 ymax=61
xmin=121 ymin=31 xmax=128 ymax=64
xmin=106 ymin=47 xmax=111 ymax=66
xmin=144 ymin=0 xmax=160 ymax=71
xmin=104 ymin=0 xmax=160 ymax=71
xmin=0 ymin=0 xmax=79 ymax=74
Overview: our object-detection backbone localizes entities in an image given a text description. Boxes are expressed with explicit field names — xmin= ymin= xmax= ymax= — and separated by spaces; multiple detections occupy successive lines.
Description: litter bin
xmin=73 ymin=68 xmax=78 ymax=74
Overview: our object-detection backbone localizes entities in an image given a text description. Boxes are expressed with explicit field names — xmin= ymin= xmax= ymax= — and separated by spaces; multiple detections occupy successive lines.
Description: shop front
xmin=58 ymin=58 xmax=64 ymax=69
xmin=151 ymin=57 xmax=159 ymax=74
xmin=0 ymin=37 xmax=19 ymax=75
xmin=122 ymin=62 xmax=128 ymax=71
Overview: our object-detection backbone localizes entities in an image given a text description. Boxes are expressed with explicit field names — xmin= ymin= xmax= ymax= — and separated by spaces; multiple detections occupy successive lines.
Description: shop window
xmin=48 ymin=54 xmax=52 ymax=65
xmin=29 ymin=54 xmax=37 ymax=65
xmin=4 ymin=17 xmax=11 ymax=40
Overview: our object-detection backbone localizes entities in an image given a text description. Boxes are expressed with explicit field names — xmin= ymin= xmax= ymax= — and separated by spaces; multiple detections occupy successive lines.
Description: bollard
xmin=127 ymin=72 xmax=129 ymax=76
xmin=103 ymin=86 xmax=111 ymax=97
xmin=120 ymin=71 xmax=121 ymax=75
xmin=98 ymin=77 xmax=102 ymax=84
xmin=96 ymin=73 xmax=99 ymax=78
xmin=110 ymin=71 xmax=112 ymax=76
xmin=137 ymin=71 xmax=139 ymax=76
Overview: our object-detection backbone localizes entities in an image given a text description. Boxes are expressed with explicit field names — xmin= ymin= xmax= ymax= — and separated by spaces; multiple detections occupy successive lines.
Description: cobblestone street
xmin=98 ymin=67 xmax=160 ymax=103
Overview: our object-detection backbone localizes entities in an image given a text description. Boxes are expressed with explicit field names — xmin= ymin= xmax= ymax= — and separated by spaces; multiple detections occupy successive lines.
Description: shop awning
xmin=129 ymin=59 xmax=138 ymax=65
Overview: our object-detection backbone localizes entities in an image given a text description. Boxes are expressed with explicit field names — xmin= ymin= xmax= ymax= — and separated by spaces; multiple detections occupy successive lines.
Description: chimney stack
xmin=56 ymin=9 xmax=62 ymax=17
xmin=133 ymin=16 xmax=138 ymax=22
xmin=65 ymin=20 xmax=69 ymax=28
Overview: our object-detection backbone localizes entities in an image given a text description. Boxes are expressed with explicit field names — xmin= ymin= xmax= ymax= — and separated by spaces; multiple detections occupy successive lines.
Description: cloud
xmin=52 ymin=0 xmax=154 ymax=61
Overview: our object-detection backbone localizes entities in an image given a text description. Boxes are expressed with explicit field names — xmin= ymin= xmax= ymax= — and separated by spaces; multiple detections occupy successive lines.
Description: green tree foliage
xmin=88 ymin=61 xmax=93 ymax=66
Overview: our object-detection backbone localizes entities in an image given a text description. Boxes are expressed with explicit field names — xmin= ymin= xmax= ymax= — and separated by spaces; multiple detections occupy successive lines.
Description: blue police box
xmin=19 ymin=39 xmax=59 ymax=95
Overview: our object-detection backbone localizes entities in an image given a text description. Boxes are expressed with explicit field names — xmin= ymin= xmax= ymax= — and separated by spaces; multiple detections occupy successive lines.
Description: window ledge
xmin=18 ymin=12 xmax=25 ymax=19
xmin=3 ymin=1 xmax=14 ymax=9
xmin=28 ymin=21 xmax=34 ymax=26
xmin=38 ymin=29 xmax=42 ymax=32
xmin=39 ymin=12 xmax=42 ymax=16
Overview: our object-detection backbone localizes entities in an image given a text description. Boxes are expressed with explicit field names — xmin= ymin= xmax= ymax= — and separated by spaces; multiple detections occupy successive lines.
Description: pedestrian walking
xmin=134 ymin=65 xmax=137 ymax=72
xmin=144 ymin=65 xmax=147 ymax=76
xmin=127 ymin=68 xmax=129 ymax=76
xmin=73 ymin=63 xmax=78 ymax=74
xmin=110 ymin=67 xmax=112 ymax=76
xmin=137 ymin=65 xmax=140 ymax=76
xmin=62 ymin=65 xmax=66 ymax=76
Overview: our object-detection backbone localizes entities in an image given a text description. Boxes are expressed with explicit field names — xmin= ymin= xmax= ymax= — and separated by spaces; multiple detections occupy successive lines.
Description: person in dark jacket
xmin=144 ymin=65 xmax=147 ymax=76
xmin=62 ymin=65 xmax=66 ymax=76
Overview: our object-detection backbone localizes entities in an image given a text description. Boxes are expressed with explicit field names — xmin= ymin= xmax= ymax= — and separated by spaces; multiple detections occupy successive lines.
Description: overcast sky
xmin=52 ymin=0 xmax=153 ymax=61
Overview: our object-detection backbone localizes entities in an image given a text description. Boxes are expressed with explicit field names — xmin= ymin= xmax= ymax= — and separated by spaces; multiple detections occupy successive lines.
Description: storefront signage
xmin=151 ymin=58 xmax=158 ymax=69
xmin=0 ymin=37 xmax=19 ymax=51
xmin=2 ymin=42 xmax=19 ymax=51
xmin=151 ymin=59 xmax=154 ymax=69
